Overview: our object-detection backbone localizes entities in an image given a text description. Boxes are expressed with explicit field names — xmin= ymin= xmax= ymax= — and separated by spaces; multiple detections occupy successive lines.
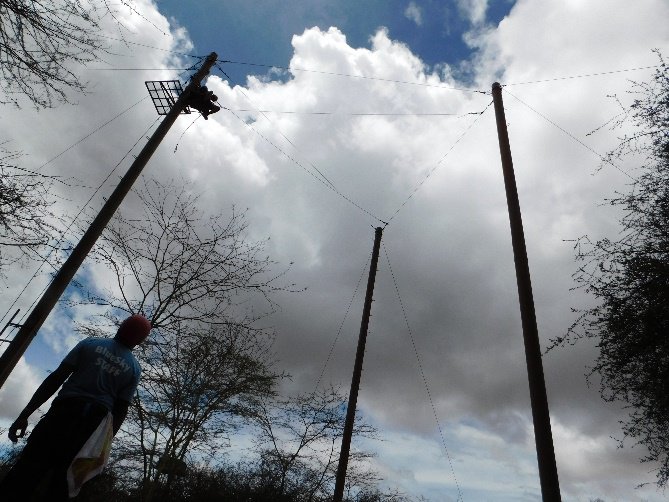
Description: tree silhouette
xmin=72 ymin=178 xmax=292 ymax=499
xmin=77 ymin=178 xmax=292 ymax=332
xmin=0 ymin=145 xmax=58 ymax=274
xmin=551 ymin=52 xmax=669 ymax=486
xmin=0 ymin=0 xmax=111 ymax=107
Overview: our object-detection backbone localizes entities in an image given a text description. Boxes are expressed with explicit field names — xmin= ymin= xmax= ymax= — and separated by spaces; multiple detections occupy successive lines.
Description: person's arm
xmin=112 ymin=399 xmax=130 ymax=436
xmin=8 ymin=361 xmax=75 ymax=442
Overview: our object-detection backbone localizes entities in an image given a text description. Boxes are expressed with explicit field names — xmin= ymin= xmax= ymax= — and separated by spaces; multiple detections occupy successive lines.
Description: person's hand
xmin=8 ymin=417 xmax=28 ymax=443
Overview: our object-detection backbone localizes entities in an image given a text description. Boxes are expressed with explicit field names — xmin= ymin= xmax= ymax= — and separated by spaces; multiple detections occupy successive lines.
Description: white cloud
xmin=457 ymin=0 xmax=488 ymax=25
xmin=404 ymin=1 xmax=424 ymax=26
xmin=0 ymin=357 xmax=41 ymax=421
xmin=552 ymin=419 xmax=662 ymax=499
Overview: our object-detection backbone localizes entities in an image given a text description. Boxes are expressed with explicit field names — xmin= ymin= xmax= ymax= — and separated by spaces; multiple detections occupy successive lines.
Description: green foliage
xmin=552 ymin=52 xmax=669 ymax=486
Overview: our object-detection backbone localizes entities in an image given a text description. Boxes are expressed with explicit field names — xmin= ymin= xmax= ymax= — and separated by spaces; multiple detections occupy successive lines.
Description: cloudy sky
xmin=1 ymin=0 xmax=668 ymax=500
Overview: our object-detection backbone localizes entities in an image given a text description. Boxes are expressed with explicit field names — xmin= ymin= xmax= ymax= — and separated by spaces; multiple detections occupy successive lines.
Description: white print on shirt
xmin=94 ymin=345 xmax=131 ymax=376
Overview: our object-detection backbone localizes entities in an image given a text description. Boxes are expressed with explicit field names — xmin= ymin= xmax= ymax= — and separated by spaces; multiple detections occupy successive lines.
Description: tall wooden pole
xmin=492 ymin=82 xmax=561 ymax=501
xmin=333 ymin=226 xmax=383 ymax=502
xmin=0 ymin=52 xmax=218 ymax=389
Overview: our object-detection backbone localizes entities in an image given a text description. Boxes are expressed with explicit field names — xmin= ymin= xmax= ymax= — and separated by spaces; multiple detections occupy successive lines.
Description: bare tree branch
xmin=550 ymin=51 xmax=669 ymax=487
xmin=0 ymin=144 xmax=60 ymax=276
xmin=76 ymin=178 xmax=298 ymax=331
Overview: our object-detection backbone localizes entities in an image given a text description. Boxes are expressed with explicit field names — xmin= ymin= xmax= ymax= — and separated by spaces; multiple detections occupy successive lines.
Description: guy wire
xmin=383 ymin=242 xmax=464 ymax=501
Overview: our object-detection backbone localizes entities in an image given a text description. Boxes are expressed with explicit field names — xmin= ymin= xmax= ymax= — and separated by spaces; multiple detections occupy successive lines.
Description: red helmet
xmin=115 ymin=314 xmax=152 ymax=347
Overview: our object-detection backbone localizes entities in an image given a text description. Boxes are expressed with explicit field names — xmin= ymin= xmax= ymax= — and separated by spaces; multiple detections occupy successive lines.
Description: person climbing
xmin=0 ymin=314 xmax=151 ymax=501
xmin=187 ymin=84 xmax=220 ymax=119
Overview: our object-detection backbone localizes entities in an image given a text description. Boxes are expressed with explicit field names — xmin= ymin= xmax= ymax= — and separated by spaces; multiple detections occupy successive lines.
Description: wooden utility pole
xmin=492 ymin=82 xmax=561 ymax=501
xmin=333 ymin=226 xmax=383 ymax=502
xmin=0 ymin=52 xmax=219 ymax=390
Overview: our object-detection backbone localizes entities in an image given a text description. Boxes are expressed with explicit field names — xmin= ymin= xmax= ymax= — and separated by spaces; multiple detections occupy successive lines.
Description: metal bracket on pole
xmin=145 ymin=80 xmax=192 ymax=116
xmin=0 ymin=309 xmax=21 ymax=342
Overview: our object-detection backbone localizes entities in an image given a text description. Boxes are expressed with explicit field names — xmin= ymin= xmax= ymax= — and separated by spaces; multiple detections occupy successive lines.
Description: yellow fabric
xmin=66 ymin=412 xmax=113 ymax=497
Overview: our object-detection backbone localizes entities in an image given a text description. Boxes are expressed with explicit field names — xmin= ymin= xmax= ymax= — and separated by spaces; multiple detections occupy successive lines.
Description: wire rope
xmin=1 ymin=117 xmax=162 ymax=327
xmin=211 ymin=64 xmax=494 ymax=227
xmin=85 ymin=42 xmax=657 ymax=94
xmin=383 ymin=243 xmax=463 ymax=501
xmin=173 ymin=115 xmax=202 ymax=152
xmin=117 ymin=1 xmax=170 ymax=36
xmin=86 ymin=67 xmax=191 ymax=71
xmin=502 ymin=65 xmax=659 ymax=86
xmin=312 ymin=252 xmax=372 ymax=393
xmin=0 ymin=101 xmax=154 ymax=323
xmin=212 ymin=64 xmax=494 ymax=228
xmin=222 ymin=108 xmax=477 ymax=117
xmin=224 ymin=107 xmax=385 ymax=225
xmin=214 ymin=63 xmax=338 ymax=191
xmin=384 ymin=101 xmax=493 ymax=225
xmin=220 ymin=59 xmax=487 ymax=94
xmin=501 ymin=88 xmax=637 ymax=181
xmin=0 ymin=97 xmax=150 ymax=193
xmin=36 ymin=96 xmax=150 ymax=176
xmin=96 ymin=33 xmax=200 ymax=59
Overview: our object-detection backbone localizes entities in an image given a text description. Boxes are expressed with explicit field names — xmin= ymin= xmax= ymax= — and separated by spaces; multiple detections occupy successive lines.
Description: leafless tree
xmin=0 ymin=1 xmax=152 ymax=108
xmin=252 ymin=387 xmax=382 ymax=501
xmin=0 ymin=145 xmax=58 ymax=275
xmin=0 ymin=0 xmax=108 ymax=107
xmin=115 ymin=323 xmax=281 ymax=501
xmin=77 ymin=178 xmax=294 ymax=333
xmin=71 ymin=178 xmax=294 ymax=499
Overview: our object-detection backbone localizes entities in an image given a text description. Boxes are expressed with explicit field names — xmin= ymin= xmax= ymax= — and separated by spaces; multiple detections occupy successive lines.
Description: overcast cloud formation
xmin=0 ymin=0 xmax=668 ymax=500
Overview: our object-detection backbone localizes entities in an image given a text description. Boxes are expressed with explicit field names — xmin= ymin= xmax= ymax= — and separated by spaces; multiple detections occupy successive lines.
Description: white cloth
xmin=66 ymin=411 xmax=114 ymax=497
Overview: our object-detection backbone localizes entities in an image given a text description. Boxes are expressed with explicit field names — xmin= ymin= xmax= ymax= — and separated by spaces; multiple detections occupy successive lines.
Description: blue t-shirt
xmin=56 ymin=337 xmax=141 ymax=411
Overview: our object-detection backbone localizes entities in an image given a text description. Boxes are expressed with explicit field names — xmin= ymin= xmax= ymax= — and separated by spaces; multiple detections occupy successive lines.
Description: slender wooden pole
xmin=0 ymin=53 xmax=218 ymax=389
xmin=333 ymin=226 xmax=383 ymax=502
xmin=492 ymin=82 xmax=561 ymax=501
